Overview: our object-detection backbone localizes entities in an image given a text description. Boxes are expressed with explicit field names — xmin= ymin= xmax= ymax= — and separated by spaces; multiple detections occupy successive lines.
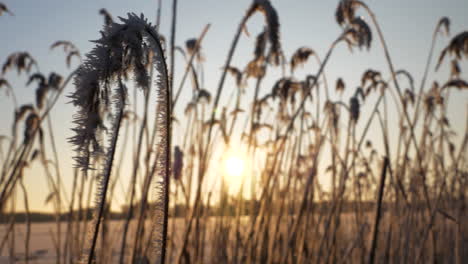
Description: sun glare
xmin=224 ymin=154 xmax=246 ymax=178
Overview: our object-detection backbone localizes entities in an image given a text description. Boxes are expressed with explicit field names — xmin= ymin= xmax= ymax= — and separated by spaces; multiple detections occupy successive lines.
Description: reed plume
xmin=69 ymin=13 xmax=170 ymax=263
xmin=290 ymin=47 xmax=314 ymax=73
xmin=246 ymin=0 xmax=282 ymax=65
xmin=436 ymin=31 xmax=468 ymax=69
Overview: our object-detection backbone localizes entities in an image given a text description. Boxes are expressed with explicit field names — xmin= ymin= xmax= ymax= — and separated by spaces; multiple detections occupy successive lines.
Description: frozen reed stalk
xmin=69 ymin=13 xmax=170 ymax=264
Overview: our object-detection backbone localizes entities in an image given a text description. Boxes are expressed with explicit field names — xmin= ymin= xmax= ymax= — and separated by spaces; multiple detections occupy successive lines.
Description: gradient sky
xmin=0 ymin=0 xmax=467 ymax=212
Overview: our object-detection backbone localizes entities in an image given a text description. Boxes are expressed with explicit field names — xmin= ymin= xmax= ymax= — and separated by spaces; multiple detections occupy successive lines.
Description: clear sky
xmin=0 ymin=0 xmax=467 ymax=212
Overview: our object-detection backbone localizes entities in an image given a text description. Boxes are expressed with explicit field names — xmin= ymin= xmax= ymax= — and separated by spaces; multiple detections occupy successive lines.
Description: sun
xmin=224 ymin=154 xmax=246 ymax=179
xmin=220 ymin=148 xmax=250 ymax=195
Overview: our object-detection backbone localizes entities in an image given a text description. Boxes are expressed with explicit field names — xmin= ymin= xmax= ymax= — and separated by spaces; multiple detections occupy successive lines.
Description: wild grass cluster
xmin=0 ymin=0 xmax=467 ymax=263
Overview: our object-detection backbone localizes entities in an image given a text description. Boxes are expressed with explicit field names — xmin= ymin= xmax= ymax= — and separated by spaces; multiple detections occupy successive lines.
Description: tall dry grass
xmin=0 ymin=0 xmax=467 ymax=263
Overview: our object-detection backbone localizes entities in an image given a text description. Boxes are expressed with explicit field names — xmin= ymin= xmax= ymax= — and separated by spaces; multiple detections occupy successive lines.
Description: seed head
xmin=226 ymin=66 xmax=243 ymax=87
xmin=246 ymin=0 xmax=282 ymax=65
xmin=349 ymin=96 xmax=360 ymax=123
xmin=173 ymin=146 xmax=184 ymax=181
xmin=2 ymin=52 xmax=37 ymax=75
xmin=336 ymin=78 xmax=345 ymax=94
xmin=436 ymin=31 xmax=468 ymax=70
xmin=290 ymin=47 xmax=315 ymax=73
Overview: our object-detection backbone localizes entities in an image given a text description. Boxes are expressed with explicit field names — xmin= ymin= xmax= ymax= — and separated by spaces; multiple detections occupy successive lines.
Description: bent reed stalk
xmin=68 ymin=13 xmax=171 ymax=264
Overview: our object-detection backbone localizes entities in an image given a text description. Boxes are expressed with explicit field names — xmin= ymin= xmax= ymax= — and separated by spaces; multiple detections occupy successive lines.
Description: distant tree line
xmin=2 ymin=197 xmax=455 ymax=223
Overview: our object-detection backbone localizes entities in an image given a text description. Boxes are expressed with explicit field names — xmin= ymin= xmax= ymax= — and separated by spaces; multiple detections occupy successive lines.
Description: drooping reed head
xmin=436 ymin=17 xmax=450 ymax=36
xmin=69 ymin=13 xmax=170 ymax=263
xmin=335 ymin=0 xmax=360 ymax=26
xmin=50 ymin=41 xmax=82 ymax=68
xmin=226 ymin=66 xmax=243 ymax=87
xmin=68 ymin=13 xmax=165 ymax=172
xmin=253 ymin=29 xmax=268 ymax=60
xmin=14 ymin=104 xmax=35 ymax=124
xmin=346 ymin=17 xmax=372 ymax=50
xmin=290 ymin=47 xmax=315 ymax=73
xmin=246 ymin=0 xmax=282 ymax=65
xmin=436 ymin=31 xmax=468 ymax=69
xmin=335 ymin=0 xmax=372 ymax=51
xmin=27 ymin=72 xmax=63 ymax=110
xmin=2 ymin=52 xmax=37 ymax=75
